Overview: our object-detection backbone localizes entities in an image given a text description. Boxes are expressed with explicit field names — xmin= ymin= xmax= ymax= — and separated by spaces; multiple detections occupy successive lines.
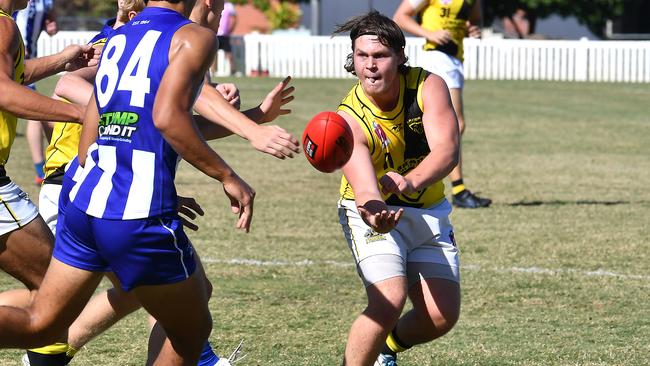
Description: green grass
xmin=0 ymin=76 xmax=648 ymax=365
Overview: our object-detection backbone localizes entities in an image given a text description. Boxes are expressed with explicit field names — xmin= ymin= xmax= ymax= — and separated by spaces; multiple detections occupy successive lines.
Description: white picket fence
xmin=39 ymin=31 xmax=650 ymax=82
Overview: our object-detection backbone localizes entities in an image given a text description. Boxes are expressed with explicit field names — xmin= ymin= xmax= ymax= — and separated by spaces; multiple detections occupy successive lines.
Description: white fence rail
xmin=39 ymin=32 xmax=650 ymax=82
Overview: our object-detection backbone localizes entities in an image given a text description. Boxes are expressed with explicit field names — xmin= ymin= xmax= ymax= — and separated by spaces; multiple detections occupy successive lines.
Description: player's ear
xmin=398 ymin=49 xmax=406 ymax=65
xmin=128 ymin=11 xmax=138 ymax=20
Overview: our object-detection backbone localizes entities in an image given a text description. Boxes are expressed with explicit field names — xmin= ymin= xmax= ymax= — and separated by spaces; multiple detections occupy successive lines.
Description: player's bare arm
xmin=0 ymin=17 xmax=84 ymax=122
xmin=393 ymin=1 xmax=451 ymax=45
xmin=193 ymin=76 xmax=299 ymax=159
xmin=54 ymin=70 xmax=95 ymax=105
xmin=213 ymin=82 xmax=241 ymax=109
xmin=194 ymin=77 xmax=296 ymax=146
xmin=77 ymin=91 xmax=99 ymax=167
xmin=23 ymin=44 xmax=100 ymax=85
xmin=466 ymin=0 xmax=482 ymax=38
xmin=155 ymin=23 xmax=254 ymax=231
xmin=400 ymin=74 xmax=459 ymax=191
xmin=339 ymin=111 xmax=403 ymax=233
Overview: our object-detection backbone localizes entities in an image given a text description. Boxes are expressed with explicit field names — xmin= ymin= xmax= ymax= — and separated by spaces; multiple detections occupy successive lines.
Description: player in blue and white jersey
xmin=0 ymin=1 xmax=255 ymax=364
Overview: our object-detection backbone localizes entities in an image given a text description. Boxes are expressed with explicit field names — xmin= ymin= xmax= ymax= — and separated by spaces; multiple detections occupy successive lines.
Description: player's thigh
xmin=338 ymin=200 xmax=408 ymax=287
xmin=132 ymin=271 xmax=212 ymax=346
xmin=0 ymin=182 xmax=53 ymax=289
xmin=28 ymin=258 xmax=104 ymax=340
xmin=408 ymin=276 xmax=460 ymax=327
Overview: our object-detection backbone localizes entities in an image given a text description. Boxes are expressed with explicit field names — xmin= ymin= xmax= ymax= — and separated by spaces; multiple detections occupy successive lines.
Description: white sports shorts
xmin=38 ymin=182 xmax=62 ymax=234
xmin=0 ymin=181 xmax=40 ymax=236
xmin=419 ymin=50 xmax=465 ymax=89
xmin=338 ymin=198 xmax=460 ymax=288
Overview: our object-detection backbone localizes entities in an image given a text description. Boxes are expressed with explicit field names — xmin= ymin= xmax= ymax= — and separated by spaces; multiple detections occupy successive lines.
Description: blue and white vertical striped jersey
xmin=70 ymin=7 xmax=192 ymax=220
xmin=13 ymin=0 xmax=54 ymax=59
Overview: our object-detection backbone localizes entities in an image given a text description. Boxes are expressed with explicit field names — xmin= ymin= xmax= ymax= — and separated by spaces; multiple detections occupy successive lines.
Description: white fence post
xmin=37 ymin=32 xmax=650 ymax=83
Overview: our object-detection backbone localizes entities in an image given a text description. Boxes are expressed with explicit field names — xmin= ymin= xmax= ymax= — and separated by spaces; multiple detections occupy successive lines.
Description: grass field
xmin=0 ymin=76 xmax=648 ymax=365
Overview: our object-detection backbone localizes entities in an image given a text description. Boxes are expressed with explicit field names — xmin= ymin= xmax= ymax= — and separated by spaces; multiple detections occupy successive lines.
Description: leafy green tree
xmin=56 ymin=0 xmax=114 ymax=20
xmin=483 ymin=0 xmax=627 ymax=38
xmin=231 ymin=0 xmax=307 ymax=30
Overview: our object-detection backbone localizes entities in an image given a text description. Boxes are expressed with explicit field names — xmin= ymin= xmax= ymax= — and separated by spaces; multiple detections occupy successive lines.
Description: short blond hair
xmin=117 ymin=0 xmax=146 ymax=23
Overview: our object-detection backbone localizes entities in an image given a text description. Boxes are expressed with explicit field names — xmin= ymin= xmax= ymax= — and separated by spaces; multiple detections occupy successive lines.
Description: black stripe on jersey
xmin=339 ymin=102 xmax=376 ymax=156
xmin=44 ymin=122 xmax=70 ymax=173
xmin=353 ymin=83 xmax=405 ymax=122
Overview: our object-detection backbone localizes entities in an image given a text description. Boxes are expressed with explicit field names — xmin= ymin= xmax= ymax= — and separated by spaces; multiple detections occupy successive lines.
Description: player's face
xmin=353 ymin=35 xmax=404 ymax=97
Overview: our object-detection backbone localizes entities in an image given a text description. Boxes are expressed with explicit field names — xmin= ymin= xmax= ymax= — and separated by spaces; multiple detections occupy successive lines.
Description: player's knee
xmin=365 ymin=295 xmax=406 ymax=329
xmin=422 ymin=304 xmax=460 ymax=340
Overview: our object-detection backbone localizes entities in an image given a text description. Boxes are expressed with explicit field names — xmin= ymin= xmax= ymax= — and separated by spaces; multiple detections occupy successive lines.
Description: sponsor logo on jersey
xmin=406 ymin=116 xmax=423 ymax=134
xmin=99 ymin=111 xmax=139 ymax=139
xmin=373 ymin=121 xmax=391 ymax=149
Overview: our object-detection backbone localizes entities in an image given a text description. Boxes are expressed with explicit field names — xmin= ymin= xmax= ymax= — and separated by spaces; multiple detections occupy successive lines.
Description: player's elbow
xmin=152 ymin=107 xmax=175 ymax=133
xmin=53 ymin=77 xmax=71 ymax=99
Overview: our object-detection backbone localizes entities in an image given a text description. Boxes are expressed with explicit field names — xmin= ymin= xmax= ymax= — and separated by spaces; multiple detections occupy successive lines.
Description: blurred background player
xmin=13 ymin=0 xmax=57 ymax=185
xmin=393 ymin=0 xmax=491 ymax=208
xmin=334 ymin=11 xmax=461 ymax=366
xmin=210 ymin=1 xmax=236 ymax=77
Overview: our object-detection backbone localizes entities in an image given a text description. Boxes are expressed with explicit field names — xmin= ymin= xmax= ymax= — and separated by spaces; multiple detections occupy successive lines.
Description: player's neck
xmin=147 ymin=1 xmax=188 ymax=17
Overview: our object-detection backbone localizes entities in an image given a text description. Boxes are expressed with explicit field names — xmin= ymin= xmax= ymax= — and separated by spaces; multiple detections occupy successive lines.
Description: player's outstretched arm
xmin=156 ymin=24 xmax=254 ymax=231
xmin=193 ymin=77 xmax=299 ymax=158
xmin=393 ymin=0 xmax=451 ymax=45
xmin=400 ymin=74 xmax=459 ymax=191
xmin=23 ymin=44 xmax=100 ymax=85
xmin=339 ymin=111 xmax=403 ymax=233
xmin=241 ymin=76 xmax=295 ymax=123
xmin=0 ymin=17 xmax=84 ymax=123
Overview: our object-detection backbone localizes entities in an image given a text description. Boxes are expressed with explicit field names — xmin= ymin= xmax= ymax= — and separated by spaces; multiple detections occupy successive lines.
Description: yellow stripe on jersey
xmin=0 ymin=193 xmax=22 ymax=227
xmin=43 ymin=36 xmax=107 ymax=178
xmin=0 ymin=9 xmax=25 ymax=166
xmin=44 ymin=99 xmax=82 ymax=178
xmin=419 ymin=0 xmax=474 ymax=61
xmin=337 ymin=67 xmax=445 ymax=209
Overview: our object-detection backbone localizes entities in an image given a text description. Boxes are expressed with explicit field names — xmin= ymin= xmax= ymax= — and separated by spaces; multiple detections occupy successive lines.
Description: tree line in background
xmin=56 ymin=0 xmax=627 ymax=36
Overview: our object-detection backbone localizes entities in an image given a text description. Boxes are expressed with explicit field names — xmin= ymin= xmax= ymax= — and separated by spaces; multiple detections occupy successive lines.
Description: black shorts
xmin=217 ymin=35 xmax=232 ymax=52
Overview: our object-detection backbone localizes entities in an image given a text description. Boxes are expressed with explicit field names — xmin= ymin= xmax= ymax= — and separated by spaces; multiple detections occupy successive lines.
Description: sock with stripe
xmin=26 ymin=343 xmax=73 ymax=366
xmin=381 ymin=327 xmax=412 ymax=357
xmin=451 ymin=179 xmax=466 ymax=196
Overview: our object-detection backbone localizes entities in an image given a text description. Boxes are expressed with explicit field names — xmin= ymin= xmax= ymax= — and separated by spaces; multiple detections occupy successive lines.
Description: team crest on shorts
xmin=364 ymin=229 xmax=386 ymax=243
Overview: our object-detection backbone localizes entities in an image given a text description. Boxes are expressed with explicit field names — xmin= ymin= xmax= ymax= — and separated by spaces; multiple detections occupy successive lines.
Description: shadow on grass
xmin=506 ymin=200 xmax=630 ymax=206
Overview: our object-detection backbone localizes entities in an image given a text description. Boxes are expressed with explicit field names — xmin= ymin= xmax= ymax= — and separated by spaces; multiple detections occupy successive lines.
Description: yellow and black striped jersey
xmin=338 ymin=67 xmax=445 ymax=208
xmin=44 ymin=34 xmax=108 ymax=181
xmin=416 ymin=0 xmax=474 ymax=61
xmin=0 ymin=8 xmax=25 ymax=166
